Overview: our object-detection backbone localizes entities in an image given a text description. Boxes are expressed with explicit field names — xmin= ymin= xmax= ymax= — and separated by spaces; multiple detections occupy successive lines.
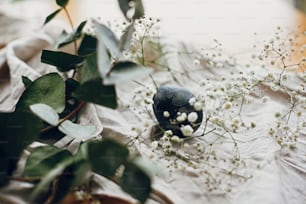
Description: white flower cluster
xmin=132 ymin=85 xmax=156 ymax=107
xmin=125 ymin=26 xmax=306 ymax=194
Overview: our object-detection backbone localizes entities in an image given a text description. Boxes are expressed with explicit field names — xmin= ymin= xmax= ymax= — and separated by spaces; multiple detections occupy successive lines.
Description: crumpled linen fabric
xmin=0 ymin=14 xmax=305 ymax=204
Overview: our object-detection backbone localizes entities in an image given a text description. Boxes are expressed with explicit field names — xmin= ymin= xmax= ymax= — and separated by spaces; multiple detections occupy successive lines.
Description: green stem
xmin=63 ymin=7 xmax=77 ymax=54
xmin=63 ymin=7 xmax=79 ymax=80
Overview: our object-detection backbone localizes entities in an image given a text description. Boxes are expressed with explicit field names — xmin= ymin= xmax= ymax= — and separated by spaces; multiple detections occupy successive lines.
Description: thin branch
xmin=40 ymin=101 xmax=86 ymax=133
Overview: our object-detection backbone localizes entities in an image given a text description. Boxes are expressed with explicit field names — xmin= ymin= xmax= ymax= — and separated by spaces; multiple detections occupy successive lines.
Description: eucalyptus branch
xmin=40 ymin=101 xmax=86 ymax=133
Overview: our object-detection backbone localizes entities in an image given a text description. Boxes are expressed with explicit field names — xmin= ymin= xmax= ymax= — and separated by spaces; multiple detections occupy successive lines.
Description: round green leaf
xmin=93 ymin=20 xmax=123 ymax=60
xmin=103 ymin=61 xmax=153 ymax=85
xmin=24 ymin=145 xmax=72 ymax=178
xmin=58 ymin=120 xmax=97 ymax=141
xmin=56 ymin=0 xmax=69 ymax=7
xmin=0 ymin=111 xmax=43 ymax=186
xmin=133 ymin=0 xmax=145 ymax=19
xmin=118 ymin=0 xmax=131 ymax=19
xmin=120 ymin=162 xmax=151 ymax=204
xmin=30 ymin=103 xmax=59 ymax=126
xmin=78 ymin=34 xmax=97 ymax=56
xmin=30 ymin=159 xmax=71 ymax=202
xmin=88 ymin=139 xmax=129 ymax=177
xmin=72 ymin=79 xmax=117 ymax=109
xmin=41 ymin=50 xmax=85 ymax=72
xmin=15 ymin=73 xmax=65 ymax=113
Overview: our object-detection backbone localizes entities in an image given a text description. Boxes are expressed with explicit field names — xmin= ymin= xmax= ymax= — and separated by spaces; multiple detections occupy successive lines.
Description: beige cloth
xmin=0 ymin=9 xmax=306 ymax=204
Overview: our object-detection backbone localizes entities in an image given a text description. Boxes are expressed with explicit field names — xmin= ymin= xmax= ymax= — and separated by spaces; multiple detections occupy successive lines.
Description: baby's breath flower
xmin=162 ymin=141 xmax=172 ymax=149
xmin=261 ymin=96 xmax=269 ymax=103
xmin=232 ymin=118 xmax=240 ymax=126
xmin=266 ymin=73 xmax=275 ymax=81
xmin=187 ymin=112 xmax=198 ymax=123
xmin=189 ymin=97 xmax=196 ymax=106
xmin=223 ymin=102 xmax=232 ymax=110
xmin=281 ymin=74 xmax=288 ymax=81
xmin=150 ymin=141 xmax=159 ymax=149
xmin=171 ymin=135 xmax=181 ymax=143
xmin=297 ymin=111 xmax=302 ymax=117
xmin=211 ymin=116 xmax=220 ymax=124
xmin=144 ymin=98 xmax=153 ymax=104
xmin=176 ymin=112 xmax=187 ymax=122
xmin=183 ymin=143 xmax=190 ymax=149
xmin=194 ymin=101 xmax=203 ymax=111
xmin=163 ymin=111 xmax=170 ymax=118
xmin=270 ymin=83 xmax=279 ymax=92
xmin=193 ymin=59 xmax=200 ymax=66
xmin=135 ymin=127 xmax=143 ymax=135
xmin=164 ymin=130 xmax=173 ymax=137
xmin=180 ymin=125 xmax=194 ymax=136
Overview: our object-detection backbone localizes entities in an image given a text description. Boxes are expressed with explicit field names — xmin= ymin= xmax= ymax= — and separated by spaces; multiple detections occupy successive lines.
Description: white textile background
xmin=0 ymin=8 xmax=305 ymax=204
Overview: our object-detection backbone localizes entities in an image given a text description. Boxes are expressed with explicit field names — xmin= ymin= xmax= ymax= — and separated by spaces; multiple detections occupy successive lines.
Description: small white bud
xmin=187 ymin=112 xmax=198 ymax=123
xmin=176 ymin=112 xmax=187 ymax=122
xmin=162 ymin=141 xmax=172 ymax=149
xmin=171 ymin=135 xmax=181 ymax=143
xmin=189 ymin=97 xmax=196 ymax=106
xmin=180 ymin=125 xmax=194 ymax=137
xmin=164 ymin=130 xmax=173 ymax=137
xmin=194 ymin=102 xmax=202 ymax=111
xmin=163 ymin=111 xmax=170 ymax=118
xmin=261 ymin=96 xmax=269 ymax=103
xmin=223 ymin=102 xmax=232 ymax=110
xmin=150 ymin=141 xmax=159 ymax=149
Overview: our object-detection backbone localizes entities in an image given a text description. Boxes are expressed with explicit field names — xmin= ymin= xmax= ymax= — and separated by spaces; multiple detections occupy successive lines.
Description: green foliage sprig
xmin=0 ymin=0 xmax=153 ymax=203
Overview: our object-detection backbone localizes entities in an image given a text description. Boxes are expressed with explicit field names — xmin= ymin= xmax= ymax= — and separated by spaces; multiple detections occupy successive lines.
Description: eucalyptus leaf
xmin=51 ymin=158 xmax=90 ymax=204
xmin=0 ymin=111 xmax=43 ymax=186
xmin=24 ymin=145 xmax=72 ymax=178
xmin=53 ymin=146 xmax=90 ymax=203
xmin=22 ymin=76 xmax=32 ymax=88
xmin=88 ymin=139 xmax=129 ymax=177
xmin=56 ymin=0 xmax=69 ymax=7
xmin=65 ymin=78 xmax=80 ymax=99
xmin=80 ymin=52 xmax=100 ymax=83
xmin=117 ymin=0 xmax=144 ymax=20
xmin=0 ymin=157 xmax=9 ymax=187
xmin=56 ymin=21 xmax=87 ymax=48
xmin=119 ymin=22 xmax=135 ymax=51
xmin=120 ymin=162 xmax=151 ymax=204
xmin=133 ymin=0 xmax=145 ymax=19
xmin=103 ymin=61 xmax=153 ymax=85
xmin=93 ymin=20 xmax=123 ymax=60
xmin=30 ymin=158 xmax=73 ymax=202
xmin=43 ymin=9 xmax=61 ymax=25
xmin=72 ymin=79 xmax=117 ymax=109
xmin=78 ymin=34 xmax=97 ymax=56
xmin=118 ymin=0 xmax=131 ymax=19
xmin=30 ymin=103 xmax=59 ymax=126
xmin=41 ymin=50 xmax=85 ymax=72
xmin=58 ymin=120 xmax=97 ymax=141
xmin=96 ymin=40 xmax=111 ymax=77
xmin=15 ymin=73 xmax=65 ymax=113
